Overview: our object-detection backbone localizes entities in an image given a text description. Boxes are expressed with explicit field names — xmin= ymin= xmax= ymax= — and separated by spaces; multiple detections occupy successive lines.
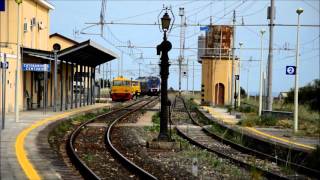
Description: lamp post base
xmin=157 ymin=132 xmax=170 ymax=141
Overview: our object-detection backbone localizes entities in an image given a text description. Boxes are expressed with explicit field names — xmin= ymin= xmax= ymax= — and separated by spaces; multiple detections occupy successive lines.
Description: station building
xmin=198 ymin=25 xmax=239 ymax=106
xmin=0 ymin=0 xmax=118 ymax=113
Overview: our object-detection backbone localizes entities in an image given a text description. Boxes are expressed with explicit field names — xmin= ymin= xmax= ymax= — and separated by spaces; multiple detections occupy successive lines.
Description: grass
xmin=83 ymin=153 xmax=95 ymax=162
xmin=172 ymin=133 xmax=249 ymax=178
xmin=144 ymin=112 xmax=160 ymax=132
xmin=240 ymin=98 xmax=320 ymax=136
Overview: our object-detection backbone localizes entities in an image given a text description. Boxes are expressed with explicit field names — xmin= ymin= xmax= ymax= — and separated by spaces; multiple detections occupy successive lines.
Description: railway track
xmin=171 ymin=96 xmax=312 ymax=180
xmin=67 ymin=97 xmax=158 ymax=180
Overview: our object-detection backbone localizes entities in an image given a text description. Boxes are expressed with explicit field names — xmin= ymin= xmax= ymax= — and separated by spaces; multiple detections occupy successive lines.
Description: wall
xmin=49 ymin=35 xmax=77 ymax=50
xmin=201 ymin=57 xmax=239 ymax=105
xmin=0 ymin=0 xmax=52 ymax=112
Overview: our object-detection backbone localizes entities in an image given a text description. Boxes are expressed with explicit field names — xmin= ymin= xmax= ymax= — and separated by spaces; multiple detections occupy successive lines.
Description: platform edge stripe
xmin=245 ymin=127 xmax=316 ymax=150
xmin=15 ymin=105 xmax=102 ymax=180
xmin=15 ymin=113 xmax=70 ymax=180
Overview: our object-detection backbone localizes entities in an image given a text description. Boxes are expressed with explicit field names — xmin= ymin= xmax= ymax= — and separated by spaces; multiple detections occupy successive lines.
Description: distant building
xmin=199 ymin=25 xmax=239 ymax=106
xmin=278 ymin=92 xmax=288 ymax=101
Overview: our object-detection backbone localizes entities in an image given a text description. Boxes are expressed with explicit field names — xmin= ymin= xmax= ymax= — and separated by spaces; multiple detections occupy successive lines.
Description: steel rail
xmin=105 ymin=97 xmax=158 ymax=180
xmin=67 ymin=97 xmax=151 ymax=180
xmin=172 ymin=96 xmax=289 ymax=180
xmin=179 ymin=97 xmax=320 ymax=178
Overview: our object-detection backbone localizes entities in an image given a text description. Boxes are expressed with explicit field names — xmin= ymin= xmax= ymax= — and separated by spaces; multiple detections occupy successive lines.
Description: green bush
xmin=239 ymin=105 xmax=255 ymax=113
xmin=285 ymin=79 xmax=319 ymax=111
xmin=260 ymin=114 xmax=277 ymax=126
xmin=238 ymin=116 xmax=258 ymax=127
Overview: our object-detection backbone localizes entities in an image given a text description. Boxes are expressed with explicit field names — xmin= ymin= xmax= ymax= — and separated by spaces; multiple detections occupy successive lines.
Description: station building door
xmin=24 ymin=71 xmax=50 ymax=110
xmin=215 ymin=83 xmax=225 ymax=105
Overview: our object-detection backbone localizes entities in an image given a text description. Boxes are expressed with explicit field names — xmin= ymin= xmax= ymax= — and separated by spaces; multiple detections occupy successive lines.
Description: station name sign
xmin=22 ymin=63 xmax=50 ymax=72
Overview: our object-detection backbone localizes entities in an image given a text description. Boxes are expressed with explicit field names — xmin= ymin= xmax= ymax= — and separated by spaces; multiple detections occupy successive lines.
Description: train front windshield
xmin=132 ymin=81 xmax=139 ymax=86
xmin=113 ymin=80 xmax=130 ymax=86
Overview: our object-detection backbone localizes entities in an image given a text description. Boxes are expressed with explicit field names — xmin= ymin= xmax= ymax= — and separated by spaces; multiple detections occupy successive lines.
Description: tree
xmin=285 ymin=79 xmax=320 ymax=111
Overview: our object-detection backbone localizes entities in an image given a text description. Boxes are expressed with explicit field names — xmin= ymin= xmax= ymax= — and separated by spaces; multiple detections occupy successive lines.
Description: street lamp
xmin=237 ymin=42 xmax=243 ymax=107
xmin=259 ymin=29 xmax=266 ymax=116
xmin=156 ymin=8 xmax=174 ymax=141
xmin=294 ymin=8 xmax=303 ymax=133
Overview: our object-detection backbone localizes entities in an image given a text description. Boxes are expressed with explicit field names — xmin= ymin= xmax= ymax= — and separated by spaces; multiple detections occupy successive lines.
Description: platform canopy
xmin=58 ymin=40 xmax=118 ymax=67
xmin=23 ymin=40 xmax=118 ymax=67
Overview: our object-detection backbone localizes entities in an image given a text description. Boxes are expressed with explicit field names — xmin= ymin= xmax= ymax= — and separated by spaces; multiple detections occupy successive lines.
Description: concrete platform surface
xmin=0 ymin=103 xmax=109 ymax=180
xmin=198 ymin=105 xmax=319 ymax=151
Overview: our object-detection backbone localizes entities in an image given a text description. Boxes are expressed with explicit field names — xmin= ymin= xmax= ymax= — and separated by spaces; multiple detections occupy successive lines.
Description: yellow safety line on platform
xmin=15 ymin=105 xmax=106 ymax=180
xmin=202 ymin=106 xmax=316 ymax=151
xmin=245 ymin=127 xmax=316 ymax=150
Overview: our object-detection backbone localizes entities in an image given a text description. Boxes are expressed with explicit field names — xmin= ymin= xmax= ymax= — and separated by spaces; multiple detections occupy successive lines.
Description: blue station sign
xmin=200 ymin=26 xmax=209 ymax=32
xmin=0 ymin=61 xmax=8 ymax=69
xmin=286 ymin=66 xmax=296 ymax=75
xmin=22 ymin=64 xmax=50 ymax=72
xmin=0 ymin=0 xmax=5 ymax=11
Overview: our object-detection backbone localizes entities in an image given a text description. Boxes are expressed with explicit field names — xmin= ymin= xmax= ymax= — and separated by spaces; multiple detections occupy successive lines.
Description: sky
xmin=49 ymin=0 xmax=320 ymax=95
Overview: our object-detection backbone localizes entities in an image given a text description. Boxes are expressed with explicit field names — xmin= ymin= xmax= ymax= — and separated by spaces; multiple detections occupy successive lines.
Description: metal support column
xmin=53 ymin=51 xmax=58 ymax=112
xmin=93 ymin=67 xmax=96 ymax=104
xmin=2 ymin=54 xmax=7 ymax=129
xmin=86 ymin=66 xmax=90 ymax=105
xmin=65 ymin=61 xmax=69 ymax=110
xmin=80 ymin=65 xmax=83 ymax=107
xmin=75 ymin=64 xmax=78 ymax=108
xmin=60 ymin=60 xmax=64 ymax=111
xmin=71 ymin=63 xmax=74 ymax=109
xmin=90 ymin=67 xmax=93 ymax=105
xmin=50 ymin=60 xmax=53 ymax=107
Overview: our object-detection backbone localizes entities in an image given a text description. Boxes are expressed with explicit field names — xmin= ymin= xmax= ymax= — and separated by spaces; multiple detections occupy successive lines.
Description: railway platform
xmin=194 ymin=100 xmax=319 ymax=152
xmin=0 ymin=103 xmax=110 ymax=180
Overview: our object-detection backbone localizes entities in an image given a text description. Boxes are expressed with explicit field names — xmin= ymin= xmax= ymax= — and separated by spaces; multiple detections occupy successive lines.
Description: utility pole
xmin=231 ymin=10 xmax=236 ymax=107
xmin=192 ymin=60 xmax=194 ymax=95
xmin=109 ymin=61 xmax=112 ymax=80
xmin=178 ymin=7 xmax=185 ymax=95
xmin=259 ymin=30 xmax=266 ymax=116
xmin=247 ymin=57 xmax=251 ymax=101
xmin=266 ymin=0 xmax=275 ymax=110
xmin=186 ymin=57 xmax=189 ymax=93
xmin=138 ymin=63 xmax=141 ymax=77
xmin=237 ymin=42 xmax=243 ymax=107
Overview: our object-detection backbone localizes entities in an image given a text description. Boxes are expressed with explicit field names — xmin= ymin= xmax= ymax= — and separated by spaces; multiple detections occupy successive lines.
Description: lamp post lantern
xmin=157 ymin=8 xmax=174 ymax=141
xmin=294 ymin=8 xmax=303 ymax=133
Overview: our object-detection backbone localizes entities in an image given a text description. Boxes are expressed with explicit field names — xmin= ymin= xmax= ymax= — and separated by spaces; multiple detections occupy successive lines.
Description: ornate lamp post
xmin=156 ymin=8 xmax=174 ymax=141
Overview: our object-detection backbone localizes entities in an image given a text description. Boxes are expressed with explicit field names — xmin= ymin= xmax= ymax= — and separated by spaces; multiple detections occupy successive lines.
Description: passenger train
xmin=137 ymin=76 xmax=161 ymax=96
xmin=110 ymin=76 xmax=136 ymax=101
xmin=110 ymin=76 xmax=160 ymax=101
